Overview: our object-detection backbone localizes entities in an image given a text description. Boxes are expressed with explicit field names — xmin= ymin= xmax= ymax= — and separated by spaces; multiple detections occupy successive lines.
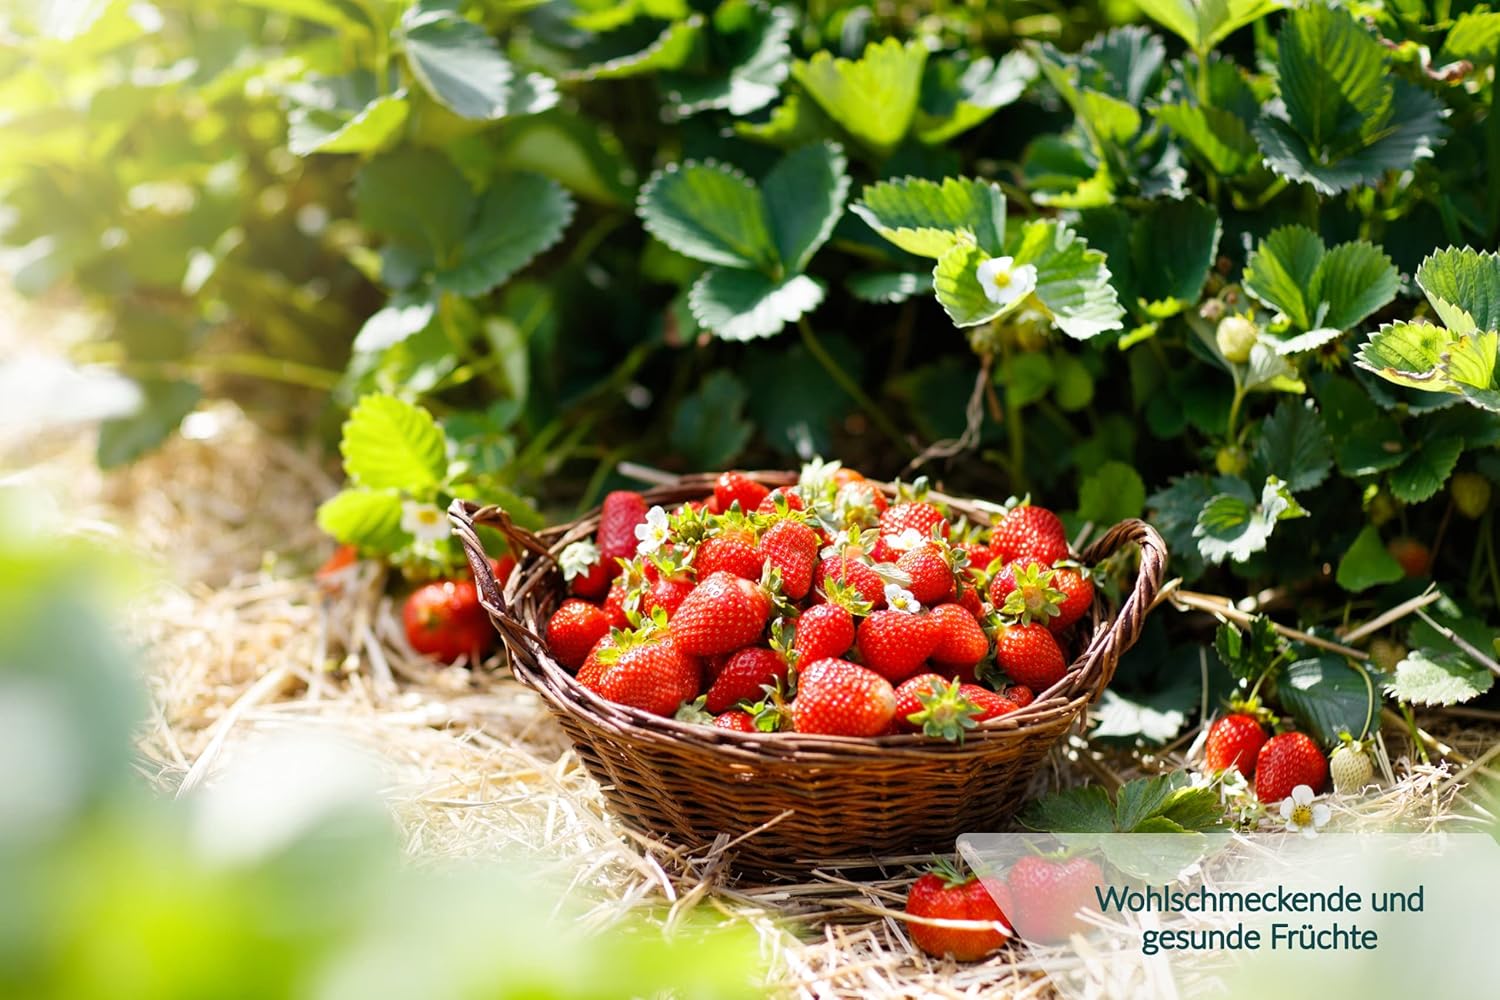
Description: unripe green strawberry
xmin=1215 ymin=445 xmax=1247 ymax=476
xmin=1451 ymin=472 xmax=1492 ymax=519
xmin=1215 ymin=315 xmax=1258 ymax=363
xmin=1330 ymin=739 xmax=1374 ymax=795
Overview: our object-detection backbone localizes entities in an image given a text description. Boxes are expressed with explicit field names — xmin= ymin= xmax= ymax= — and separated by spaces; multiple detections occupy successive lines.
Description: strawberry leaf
xmin=340 ymin=393 xmax=449 ymax=492
xmin=761 ymin=142 xmax=850 ymax=275
xmin=791 ymin=37 xmax=927 ymax=157
xmin=1385 ymin=649 xmax=1494 ymax=707
xmin=402 ymin=2 xmax=557 ymax=119
xmin=1251 ymin=398 xmax=1332 ymax=494
xmin=661 ymin=1 xmax=792 ymax=116
xmin=852 ymin=176 xmax=1008 ymax=259
xmin=1244 ymin=226 xmax=1399 ymax=346
xmin=1277 ymin=655 xmax=1374 ymax=743
xmin=287 ymin=92 xmax=409 ymax=157
xmin=638 ymin=161 xmax=778 ymax=271
xmin=1013 ymin=219 xmax=1125 ymax=340
xmin=564 ymin=15 xmax=704 ymax=82
xmin=436 ymin=173 xmax=575 ymax=297
xmin=914 ymin=51 xmax=1037 ymax=144
xmin=688 ymin=269 xmax=824 ymax=341
xmin=1133 ymin=0 xmax=1284 ymax=55
xmin=1335 ymin=525 xmax=1405 ymax=593
xmin=316 ymin=488 xmax=408 ymax=551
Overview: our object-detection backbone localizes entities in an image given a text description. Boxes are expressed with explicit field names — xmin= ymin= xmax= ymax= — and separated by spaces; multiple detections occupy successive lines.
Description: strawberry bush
xmin=7 ymin=1 xmax=1500 ymax=751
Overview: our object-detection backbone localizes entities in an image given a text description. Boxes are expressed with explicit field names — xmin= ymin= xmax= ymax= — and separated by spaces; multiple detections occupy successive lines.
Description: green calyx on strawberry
xmin=899 ymin=675 xmax=984 ymax=742
xmin=992 ymin=561 xmax=1065 ymax=626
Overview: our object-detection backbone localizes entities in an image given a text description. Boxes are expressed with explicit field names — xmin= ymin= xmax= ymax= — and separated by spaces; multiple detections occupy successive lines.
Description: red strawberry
xmin=1254 ymin=731 xmax=1328 ymax=801
xmin=602 ymin=574 xmax=632 ymax=630
xmin=315 ymin=544 xmax=359 ymax=594
xmin=835 ymin=479 xmax=888 ymax=521
xmin=403 ymin=579 xmax=494 ymax=663
xmin=956 ymin=541 xmax=999 ymax=578
xmin=1003 ymin=684 xmax=1034 ymax=708
xmin=879 ymin=501 xmax=950 ymax=545
xmin=992 ymin=504 xmax=1069 ymax=565
xmin=641 ymin=571 xmax=694 ymax=619
xmin=897 ymin=544 xmax=956 ymax=605
xmin=561 ymin=540 xmax=613 ymax=600
xmin=598 ymin=491 xmax=649 ymax=563
xmin=815 ymin=554 xmax=886 ymax=609
xmin=929 ymin=603 xmax=990 ymax=670
xmin=1006 ymin=855 xmax=1102 ymax=944
xmin=857 ymin=610 xmax=938 ymax=682
xmin=714 ymin=471 xmax=770 ymax=513
xmin=987 ymin=561 xmax=1063 ymax=625
xmin=586 ymin=633 xmax=700 ymax=717
xmin=906 ymin=866 xmax=1012 ymax=961
xmin=756 ymin=487 xmax=805 ymax=514
xmin=575 ymin=633 xmax=616 ymax=689
xmin=760 ymin=519 xmax=819 ymax=600
xmin=704 ymin=647 xmax=789 ymax=714
xmin=994 ymin=622 xmax=1067 ymax=691
xmin=545 ymin=598 xmax=611 ymax=669
xmin=959 ymin=684 xmax=1017 ymax=721
xmin=792 ymin=657 xmax=897 ymax=737
xmin=1387 ymin=537 xmax=1431 ymax=578
xmin=713 ymin=710 xmax=758 ymax=732
xmin=696 ymin=528 xmax=764 ymax=580
xmin=893 ymin=673 xmax=952 ymax=733
xmin=792 ymin=603 xmax=856 ymax=665
xmin=957 ymin=585 xmax=985 ymax=621
xmin=1205 ymin=713 xmax=1268 ymax=776
xmin=1048 ymin=566 xmax=1093 ymax=633
xmin=670 ymin=571 xmax=771 ymax=656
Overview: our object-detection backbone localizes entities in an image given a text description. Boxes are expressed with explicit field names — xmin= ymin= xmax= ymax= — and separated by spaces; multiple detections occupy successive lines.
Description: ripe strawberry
xmin=640 ymin=572 xmax=694 ymax=619
xmin=1204 ymin=713 xmax=1267 ymax=776
xmin=792 ymin=657 xmax=897 ymax=737
xmin=906 ymin=866 xmax=1012 ymax=961
xmin=560 ymin=540 xmax=612 ymax=599
xmin=1387 ymin=536 xmax=1431 ymax=578
xmin=1003 ymin=684 xmax=1034 ymax=708
xmin=1048 ymin=565 xmax=1093 ymax=633
xmin=956 ymin=541 xmax=999 ymax=577
xmin=704 ymin=647 xmax=789 ymax=714
xmin=893 ymin=673 xmax=954 ymax=733
xmin=545 ymin=598 xmax=611 ymax=669
xmin=315 ymin=544 xmax=359 ymax=593
xmin=928 ymin=603 xmax=990 ymax=670
xmin=756 ymin=486 xmax=805 ymax=514
xmin=696 ymin=527 xmax=764 ymax=580
xmin=670 ymin=571 xmax=771 ymax=656
xmin=815 ymin=554 xmax=886 ymax=609
xmin=403 ymin=579 xmax=494 ymax=663
xmin=1329 ymin=738 xmax=1374 ymax=795
xmin=714 ymin=471 xmax=770 ymax=513
xmin=857 ymin=609 xmax=938 ymax=682
xmin=897 ymin=544 xmax=956 ymax=605
xmin=1254 ymin=731 xmax=1328 ymax=802
xmin=1452 ymin=472 xmax=1492 ymax=519
xmin=992 ymin=504 xmax=1069 ymax=565
xmin=598 ymin=491 xmax=649 ymax=563
xmin=994 ymin=622 xmax=1067 ymax=691
xmin=880 ymin=501 xmax=950 ymax=544
xmin=959 ymin=684 xmax=1018 ymax=721
xmin=586 ymin=633 xmax=700 ymax=717
xmin=835 ymin=479 xmax=888 ymax=521
xmin=760 ymin=519 xmax=819 ymax=600
xmin=602 ymin=574 xmax=631 ymax=630
xmin=713 ymin=710 xmax=758 ymax=732
xmin=792 ymin=603 xmax=856 ymax=665
xmin=575 ymin=633 xmax=616 ymax=689
xmin=956 ymin=585 xmax=985 ymax=621
xmin=1007 ymin=855 xmax=1102 ymax=944
xmin=988 ymin=561 xmax=1063 ymax=625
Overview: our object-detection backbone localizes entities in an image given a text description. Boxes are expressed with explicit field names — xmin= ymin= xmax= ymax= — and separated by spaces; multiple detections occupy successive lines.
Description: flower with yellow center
xmin=400 ymin=501 xmax=449 ymax=543
xmin=976 ymin=256 xmax=1038 ymax=309
xmin=1279 ymin=784 xmax=1330 ymax=839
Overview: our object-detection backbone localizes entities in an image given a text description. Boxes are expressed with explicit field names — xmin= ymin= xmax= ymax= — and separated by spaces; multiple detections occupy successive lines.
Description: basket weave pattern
xmin=450 ymin=473 xmax=1166 ymax=872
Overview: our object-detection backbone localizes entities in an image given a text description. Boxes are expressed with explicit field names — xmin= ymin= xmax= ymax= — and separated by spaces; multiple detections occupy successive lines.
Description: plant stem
xmin=797 ymin=317 xmax=910 ymax=454
xmin=117 ymin=354 xmax=343 ymax=392
xmin=998 ymin=338 xmax=1027 ymax=493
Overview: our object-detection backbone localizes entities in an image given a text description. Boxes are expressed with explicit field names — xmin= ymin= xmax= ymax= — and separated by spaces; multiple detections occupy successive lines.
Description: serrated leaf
xmin=852 ymin=176 xmax=1007 ymax=259
xmin=1134 ymin=0 xmax=1284 ymax=55
xmin=1335 ymin=524 xmax=1406 ymax=592
xmin=637 ymin=160 xmax=776 ymax=270
xmin=688 ymin=269 xmax=823 ymax=341
xmin=1147 ymin=473 xmax=1220 ymax=581
xmin=661 ymin=1 xmax=791 ymax=116
xmin=1012 ymin=219 xmax=1125 ymax=340
xmin=1417 ymin=246 xmax=1500 ymax=336
xmin=340 ymin=394 xmax=448 ymax=491
xmin=436 ymin=173 xmax=574 ymax=296
xmin=287 ymin=93 xmax=409 ymax=157
xmin=1078 ymin=460 xmax=1146 ymax=524
xmin=1387 ymin=649 xmax=1495 ymax=706
xmin=846 ymin=271 xmax=932 ymax=303
xmin=567 ymin=14 xmax=703 ymax=81
xmin=1253 ymin=398 xmax=1332 ymax=492
xmin=1114 ymin=772 xmax=1191 ymax=832
xmin=1194 ymin=476 xmax=1305 ymax=564
xmin=355 ymin=148 xmax=473 ymax=274
xmin=1278 ymin=655 xmax=1373 ymax=743
xmin=932 ymin=242 xmax=1010 ymax=327
xmin=1153 ymin=101 xmax=1259 ymax=175
xmin=1438 ymin=11 xmax=1500 ymax=69
xmin=402 ymin=3 xmax=518 ymax=120
xmin=670 ymin=369 xmax=753 ymax=468
xmin=1355 ymin=320 xmax=1457 ymax=393
xmin=792 ymin=37 xmax=927 ymax=157
xmin=760 ymin=142 xmax=849 ymax=275
xmin=1018 ymin=784 xmax=1117 ymax=833
xmin=1130 ymin=196 xmax=1221 ymax=314
xmin=1215 ymin=615 xmax=1283 ymax=683
xmin=1445 ymin=331 xmax=1500 ymax=411
xmin=1242 ymin=225 xmax=1323 ymax=330
xmin=1277 ymin=4 xmax=1392 ymax=150
xmin=1389 ymin=436 xmax=1463 ymax=503
xmin=316 ymin=488 xmax=408 ymax=551
xmin=1316 ymin=241 xmax=1399 ymax=332
xmin=915 ymin=51 xmax=1037 ymax=144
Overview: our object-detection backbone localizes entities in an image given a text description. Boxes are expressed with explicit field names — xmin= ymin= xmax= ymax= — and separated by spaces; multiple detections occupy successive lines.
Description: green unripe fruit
xmin=1367 ymin=491 xmax=1399 ymax=526
xmin=1215 ymin=445 xmax=1248 ymax=476
xmin=1451 ymin=472 xmax=1492 ymax=519
xmin=1216 ymin=315 xmax=1259 ymax=363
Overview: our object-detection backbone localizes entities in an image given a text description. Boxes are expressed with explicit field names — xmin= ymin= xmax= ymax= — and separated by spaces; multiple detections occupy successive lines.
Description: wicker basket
xmin=449 ymin=473 xmax=1166 ymax=873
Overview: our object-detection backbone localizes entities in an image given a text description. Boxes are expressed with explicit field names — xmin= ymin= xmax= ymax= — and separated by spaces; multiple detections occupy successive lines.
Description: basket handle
xmin=1072 ymin=518 xmax=1169 ymax=700
xmin=447 ymin=498 xmax=555 ymax=648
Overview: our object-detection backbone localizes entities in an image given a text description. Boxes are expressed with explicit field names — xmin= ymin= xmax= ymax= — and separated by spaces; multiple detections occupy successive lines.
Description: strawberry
xmin=857 ymin=609 xmax=938 ymax=682
xmin=640 ymin=569 xmax=694 ymax=619
xmin=1387 ymin=536 xmax=1431 ymax=578
xmin=1452 ymin=471 xmax=1492 ymax=519
xmin=791 ymin=603 xmax=856 ymax=665
xmin=792 ymin=657 xmax=897 ymax=737
xmin=993 ymin=621 xmax=1066 ymax=691
xmin=704 ymin=646 xmax=789 ymax=714
xmin=992 ymin=504 xmax=1069 ymax=565
xmin=815 ymin=554 xmax=886 ymax=609
xmin=906 ymin=864 xmax=1012 ymax=961
xmin=956 ymin=585 xmax=985 ymax=621
xmin=575 ymin=633 xmax=616 ymax=689
xmin=586 ymin=632 xmax=700 ymax=717
xmin=315 ymin=544 xmax=359 ymax=593
xmin=880 ymin=501 xmax=950 ymax=544
xmin=897 ymin=544 xmax=956 ymax=605
xmin=756 ymin=486 xmax=805 ymax=514
xmin=602 ymin=574 xmax=631 ymax=630
xmin=598 ymin=491 xmax=649 ymax=563
xmin=959 ymin=684 xmax=1018 ymax=721
xmin=560 ymin=540 xmax=612 ymax=599
xmin=713 ymin=710 xmax=758 ymax=732
xmin=1006 ymin=855 xmax=1102 ymax=944
xmin=670 ymin=571 xmax=771 ymax=656
xmin=403 ymin=579 xmax=494 ymax=663
xmin=714 ymin=471 xmax=770 ymax=513
xmin=1330 ymin=738 xmax=1374 ymax=794
xmin=1254 ymin=731 xmax=1328 ymax=802
xmin=1204 ymin=713 xmax=1267 ymax=776
xmin=893 ymin=673 xmax=954 ymax=733
xmin=928 ymin=603 xmax=990 ymax=670
xmin=545 ymin=598 xmax=611 ymax=669
xmin=760 ymin=519 xmax=819 ymax=600
xmin=1003 ymin=684 xmax=1034 ymax=708
xmin=696 ymin=527 xmax=764 ymax=580
xmin=835 ymin=479 xmax=888 ymax=522
xmin=956 ymin=541 xmax=999 ymax=578
xmin=1048 ymin=565 xmax=1093 ymax=633
xmin=988 ymin=561 xmax=1063 ymax=626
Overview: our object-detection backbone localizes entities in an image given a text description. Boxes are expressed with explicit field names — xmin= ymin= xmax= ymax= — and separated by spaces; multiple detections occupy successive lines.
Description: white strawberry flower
xmin=1279 ymin=784 xmax=1330 ymax=839
xmin=400 ymin=501 xmax=448 ymax=543
xmin=634 ymin=505 xmax=671 ymax=555
xmin=885 ymin=583 xmax=921 ymax=614
xmin=976 ymin=256 xmax=1038 ymax=309
xmin=559 ymin=540 xmax=600 ymax=581
xmin=799 ymin=456 xmax=842 ymax=493
xmin=888 ymin=527 xmax=926 ymax=554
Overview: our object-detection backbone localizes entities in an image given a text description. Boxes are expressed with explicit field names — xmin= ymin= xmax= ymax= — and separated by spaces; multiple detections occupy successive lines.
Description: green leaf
xmin=661 ymin=1 xmax=792 ymax=116
xmin=1242 ymin=225 xmax=1323 ymax=330
xmin=1438 ymin=11 xmax=1500 ymax=69
xmin=1115 ymin=772 xmax=1195 ymax=832
xmin=354 ymin=292 xmax=436 ymax=353
xmin=1130 ymin=197 xmax=1221 ymax=316
xmin=96 ymin=378 xmax=200 ymax=469
xmin=1335 ymin=524 xmax=1406 ymax=592
xmin=915 ymin=51 xmax=1037 ymax=144
xmin=1194 ymin=476 xmax=1306 ymax=565
xmin=1316 ymin=241 xmax=1400 ymax=332
xmin=316 ymin=488 xmax=409 ymax=551
xmin=1277 ymin=4 xmax=1392 ymax=154
xmin=355 ymin=148 xmax=473 ymax=274
xmin=1355 ymin=320 xmax=1457 ymax=393
xmin=670 ymin=370 xmax=753 ymax=469
xmin=1012 ymin=219 xmax=1125 ymax=340
xmin=1214 ymin=615 xmax=1283 ymax=684
xmin=760 ymin=142 xmax=849 ymax=275
xmin=1243 ymin=229 xmax=1396 ymax=342
xmin=1277 ymin=655 xmax=1373 ymax=743
xmin=1133 ymin=0 xmax=1284 ymax=54
xmin=1417 ymin=246 xmax=1500 ymax=336
xmin=567 ymin=14 xmax=704 ymax=81
xmin=436 ymin=173 xmax=574 ymax=296
xmin=287 ymin=93 xmax=409 ymax=157
xmin=1252 ymin=398 xmax=1332 ymax=492
xmin=493 ymin=110 xmax=638 ymax=207
xmin=1153 ymin=101 xmax=1259 ymax=175
xmin=791 ymin=37 xmax=927 ymax=157
xmin=1078 ymin=460 xmax=1147 ymax=524
xmin=851 ymin=176 xmax=1007 ymax=259
xmin=688 ymin=269 xmax=824 ymax=341
xmin=845 ymin=272 xmax=932 ymax=304
xmin=240 ymin=0 xmax=371 ymax=34
xmin=402 ymin=3 xmax=521 ymax=120
xmin=932 ymin=242 xmax=1009 ymax=327
xmin=1385 ymin=649 xmax=1494 ymax=706
xmin=637 ymin=160 xmax=777 ymax=270
xmin=1018 ymin=784 xmax=1117 ymax=833
xmin=1146 ymin=473 xmax=1221 ymax=581
xmin=1090 ymin=688 xmax=1192 ymax=745
xmin=340 ymin=393 xmax=448 ymax=491
xmin=1446 ymin=331 xmax=1500 ymax=411
xmin=1389 ymin=435 xmax=1463 ymax=503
